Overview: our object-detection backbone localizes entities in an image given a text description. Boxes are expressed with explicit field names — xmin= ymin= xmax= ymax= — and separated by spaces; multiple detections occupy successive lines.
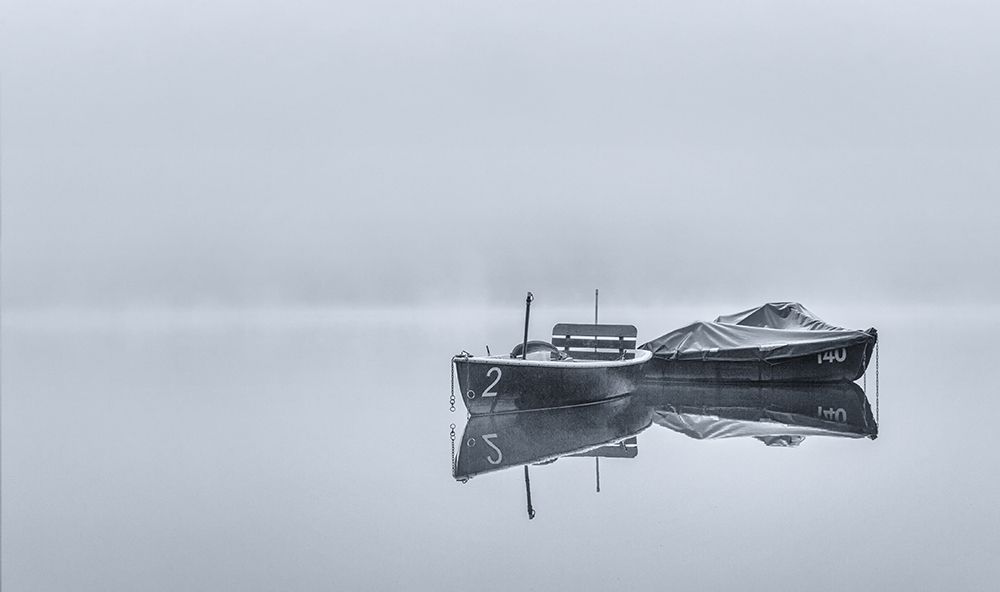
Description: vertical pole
xmin=521 ymin=292 xmax=533 ymax=360
xmin=524 ymin=466 xmax=535 ymax=519
xmin=594 ymin=290 xmax=601 ymax=494
xmin=594 ymin=289 xmax=599 ymax=355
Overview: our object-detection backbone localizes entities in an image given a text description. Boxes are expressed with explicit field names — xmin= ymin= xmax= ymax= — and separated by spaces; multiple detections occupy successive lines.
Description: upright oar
xmin=595 ymin=288 xmax=601 ymax=493
xmin=522 ymin=291 xmax=537 ymax=519
xmin=521 ymin=292 xmax=533 ymax=360
xmin=524 ymin=466 xmax=535 ymax=519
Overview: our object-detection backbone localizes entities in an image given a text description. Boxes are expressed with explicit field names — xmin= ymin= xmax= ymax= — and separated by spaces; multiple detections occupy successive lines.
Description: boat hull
xmin=454 ymin=351 xmax=650 ymax=415
xmin=643 ymin=337 xmax=876 ymax=383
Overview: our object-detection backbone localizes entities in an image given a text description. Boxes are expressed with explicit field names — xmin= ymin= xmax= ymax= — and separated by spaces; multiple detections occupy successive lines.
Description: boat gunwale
xmin=454 ymin=349 xmax=652 ymax=369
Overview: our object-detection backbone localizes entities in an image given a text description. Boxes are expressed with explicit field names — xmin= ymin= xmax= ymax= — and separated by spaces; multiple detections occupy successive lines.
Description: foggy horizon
xmin=3 ymin=0 xmax=998 ymax=311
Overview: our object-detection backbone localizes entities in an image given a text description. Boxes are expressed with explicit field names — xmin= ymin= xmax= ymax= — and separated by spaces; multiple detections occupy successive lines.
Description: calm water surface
xmin=3 ymin=305 xmax=998 ymax=590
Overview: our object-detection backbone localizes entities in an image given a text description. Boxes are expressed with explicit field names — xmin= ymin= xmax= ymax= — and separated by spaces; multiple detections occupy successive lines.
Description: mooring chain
xmin=449 ymin=359 xmax=456 ymax=413
xmin=450 ymin=351 xmax=472 ymax=413
xmin=450 ymin=423 xmax=457 ymax=475
xmin=449 ymin=353 xmax=472 ymax=483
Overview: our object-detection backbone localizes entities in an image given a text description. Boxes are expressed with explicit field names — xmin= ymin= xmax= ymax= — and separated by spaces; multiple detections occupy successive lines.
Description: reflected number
xmin=482 ymin=433 xmax=503 ymax=465
xmin=817 ymin=406 xmax=848 ymax=422
xmin=816 ymin=348 xmax=847 ymax=364
xmin=483 ymin=367 xmax=501 ymax=397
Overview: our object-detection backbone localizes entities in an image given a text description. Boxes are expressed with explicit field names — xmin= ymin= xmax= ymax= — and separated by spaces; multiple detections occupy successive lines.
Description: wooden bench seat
xmin=551 ymin=323 xmax=638 ymax=361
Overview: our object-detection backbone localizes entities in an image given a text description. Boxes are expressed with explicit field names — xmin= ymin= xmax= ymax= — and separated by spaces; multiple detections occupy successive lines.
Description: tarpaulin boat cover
xmin=641 ymin=302 xmax=874 ymax=362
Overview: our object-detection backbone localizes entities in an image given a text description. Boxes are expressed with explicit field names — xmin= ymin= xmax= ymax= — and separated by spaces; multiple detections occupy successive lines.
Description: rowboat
xmin=452 ymin=291 xmax=650 ymax=415
xmin=453 ymin=337 xmax=651 ymax=415
xmin=454 ymin=324 xmax=651 ymax=415
xmin=641 ymin=302 xmax=877 ymax=382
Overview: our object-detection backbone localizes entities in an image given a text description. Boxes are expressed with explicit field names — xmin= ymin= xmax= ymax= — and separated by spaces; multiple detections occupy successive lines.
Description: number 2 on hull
xmin=483 ymin=367 xmax=501 ymax=397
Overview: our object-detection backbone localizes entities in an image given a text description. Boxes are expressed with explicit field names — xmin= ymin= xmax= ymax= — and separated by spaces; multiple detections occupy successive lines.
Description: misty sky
xmin=3 ymin=0 xmax=998 ymax=309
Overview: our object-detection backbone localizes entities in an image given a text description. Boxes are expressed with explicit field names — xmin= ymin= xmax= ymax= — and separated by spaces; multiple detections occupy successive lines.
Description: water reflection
xmin=637 ymin=380 xmax=878 ymax=445
xmin=454 ymin=381 xmax=878 ymax=516
xmin=454 ymin=394 xmax=653 ymax=481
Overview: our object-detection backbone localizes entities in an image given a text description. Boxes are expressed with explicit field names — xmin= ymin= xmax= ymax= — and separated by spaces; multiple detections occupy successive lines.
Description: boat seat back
xmin=551 ymin=323 xmax=638 ymax=361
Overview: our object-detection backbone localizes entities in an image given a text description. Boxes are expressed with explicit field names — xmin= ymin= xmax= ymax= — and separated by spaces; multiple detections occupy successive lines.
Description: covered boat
xmin=641 ymin=302 xmax=877 ymax=382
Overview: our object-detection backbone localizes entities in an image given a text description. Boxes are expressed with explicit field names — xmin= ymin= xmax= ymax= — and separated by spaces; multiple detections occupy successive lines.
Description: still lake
xmin=3 ymin=304 xmax=998 ymax=590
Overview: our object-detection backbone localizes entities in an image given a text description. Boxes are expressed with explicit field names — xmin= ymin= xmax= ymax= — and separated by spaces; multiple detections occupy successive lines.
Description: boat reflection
xmin=634 ymin=380 xmax=878 ymax=445
xmin=455 ymin=381 xmax=877 ymax=480
xmin=452 ymin=381 xmax=878 ymax=518
xmin=454 ymin=394 xmax=653 ymax=481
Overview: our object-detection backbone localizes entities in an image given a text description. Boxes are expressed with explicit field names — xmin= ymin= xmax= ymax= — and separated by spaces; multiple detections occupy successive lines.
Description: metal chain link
xmin=450 ymin=423 xmax=457 ymax=475
xmin=450 ymin=352 xmax=472 ymax=413
xmin=449 ymin=359 xmax=456 ymax=413
xmin=449 ymin=353 xmax=472 ymax=483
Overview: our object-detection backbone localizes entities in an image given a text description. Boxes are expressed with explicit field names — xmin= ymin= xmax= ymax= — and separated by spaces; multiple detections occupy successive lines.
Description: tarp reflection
xmin=636 ymin=380 xmax=878 ymax=445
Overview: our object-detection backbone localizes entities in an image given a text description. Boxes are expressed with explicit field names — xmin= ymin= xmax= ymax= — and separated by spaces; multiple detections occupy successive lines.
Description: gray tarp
xmin=641 ymin=302 xmax=874 ymax=362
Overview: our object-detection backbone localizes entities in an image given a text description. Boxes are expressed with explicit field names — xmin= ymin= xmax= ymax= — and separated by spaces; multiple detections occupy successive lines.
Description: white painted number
xmin=483 ymin=367 xmax=502 ymax=397
xmin=482 ymin=433 xmax=503 ymax=465
xmin=816 ymin=348 xmax=848 ymax=364
xmin=817 ymin=406 xmax=848 ymax=422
